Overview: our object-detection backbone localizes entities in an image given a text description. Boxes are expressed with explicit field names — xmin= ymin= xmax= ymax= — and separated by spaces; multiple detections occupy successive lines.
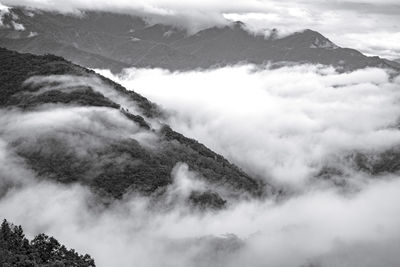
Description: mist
xmin=98 ymin=65 xmax=400 ymax=189
xmin=2 ymin=163 xmax=400 ymax=267
xmin=1 ymin=64 xmax=400 ymax=266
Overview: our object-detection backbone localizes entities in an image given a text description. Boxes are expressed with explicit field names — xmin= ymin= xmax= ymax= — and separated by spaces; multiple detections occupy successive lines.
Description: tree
xmin=0 ymin=219 xmax=95 ymax=266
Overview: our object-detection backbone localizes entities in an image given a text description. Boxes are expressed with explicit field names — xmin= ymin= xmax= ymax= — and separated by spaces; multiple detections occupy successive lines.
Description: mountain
xmin=0 ymin=36 xmax=130 ymax=72
xmin=168 ymin=23 xmax=394 ymax=71
xmin=0 ymin=6 xmax=398 ymax=72
xmin=0 ymin=47 xmax=269 ymax=208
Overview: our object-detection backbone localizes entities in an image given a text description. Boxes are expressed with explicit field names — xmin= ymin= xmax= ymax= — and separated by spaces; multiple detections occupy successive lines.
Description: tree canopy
xmin=0 ymin=219 xmax=95 ymax=267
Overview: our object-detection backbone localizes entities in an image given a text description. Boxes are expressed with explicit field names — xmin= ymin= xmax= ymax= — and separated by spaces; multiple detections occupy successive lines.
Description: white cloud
xmin=0 ymin=2 xmax=9 ymax=26
xmin=1 ymin=166 xmax=400 ymax=267
xmin=97 ymin=64 xmax=400 ymax=188
xmin=1 ymin=64 xmax=400 ymax=266
xmin=11 ymin=20 xmax=24 ymax=30
xmin=335 ymin=32 xmax=400 ymax=59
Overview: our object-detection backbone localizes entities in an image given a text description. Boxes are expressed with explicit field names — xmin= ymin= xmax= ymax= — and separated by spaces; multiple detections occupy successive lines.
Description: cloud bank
xmin=1 ymin=160 xmax=400 ymax=267
xmin=98 ymin=64 xmax=400 ymax=189
xmin=2 ymin=0 xmax=400 ymax=59
xmin=1 ymin=64 xmax=400 ymax=267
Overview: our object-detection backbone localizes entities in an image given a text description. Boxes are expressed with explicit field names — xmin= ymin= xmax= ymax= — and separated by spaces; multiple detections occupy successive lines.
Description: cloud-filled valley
xmin=1 ymin=47 xmax=400 ymax=266
xmin=0 ymin=0 xmax=399 ymax=263
xmin=2 ymin=150 xmax=400 ymax=267
xmin=99 ymin=65 xmax=400 ymax=189
xmin=95 ymin=64 xmax=400 ymax=266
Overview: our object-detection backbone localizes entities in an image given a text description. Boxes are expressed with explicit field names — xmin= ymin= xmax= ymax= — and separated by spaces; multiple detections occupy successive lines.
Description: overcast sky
xmin=3 ymin=0 xmax=400 ymax=59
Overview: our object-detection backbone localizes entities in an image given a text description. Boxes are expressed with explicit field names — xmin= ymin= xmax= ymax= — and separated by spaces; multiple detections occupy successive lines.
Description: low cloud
xmin=1 ymin=167 xmax=400 ymax=267
xmin=1 ymin=64 xmax=400 ymax=266
xmin=98 ymin=64 xmax=400 ymax=188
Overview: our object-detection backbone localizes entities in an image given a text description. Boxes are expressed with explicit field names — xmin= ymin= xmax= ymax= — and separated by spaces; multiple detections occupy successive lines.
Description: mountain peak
xmin=232 ymin=21 xmax=245 ymax=27
xmin=0 ymin=8 xmax=397 ymax=72
xmin=281 ymin=29 xmax=339 ymax=49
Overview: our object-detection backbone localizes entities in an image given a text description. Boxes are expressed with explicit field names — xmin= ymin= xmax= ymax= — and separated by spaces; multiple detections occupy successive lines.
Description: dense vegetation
xmin=0 ymin=47 xmax=267 ymax=204
xmin=0 ymin=219 xmax=95 ymax=266
xmin=189 ymin=190 xmax=227 ymax=210
xmin=0 ymin=47 xmax=159 ymax=117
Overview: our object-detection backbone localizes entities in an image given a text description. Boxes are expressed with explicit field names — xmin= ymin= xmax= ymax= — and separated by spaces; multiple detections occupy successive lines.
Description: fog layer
xmin=1 ymin=64 xmax=400 ymax=266
xmin=98 ymin=65 xmax=400 ymax=189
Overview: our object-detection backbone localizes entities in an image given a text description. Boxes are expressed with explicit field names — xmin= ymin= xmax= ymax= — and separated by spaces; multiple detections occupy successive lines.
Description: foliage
xmin=0 ymin=219 xmax=95 ymax=267
xmin=0 ymin=47 xmax=159 ymax=117
xmin=8 ymin=87 xmax=120 ymax=109
xmin=189 ymin=190 xmax=227 ymax=210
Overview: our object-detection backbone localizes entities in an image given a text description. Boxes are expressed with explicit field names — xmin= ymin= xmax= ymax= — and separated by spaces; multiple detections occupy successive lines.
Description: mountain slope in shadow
xmin=0 ymin=47 xmax=270 ymax=209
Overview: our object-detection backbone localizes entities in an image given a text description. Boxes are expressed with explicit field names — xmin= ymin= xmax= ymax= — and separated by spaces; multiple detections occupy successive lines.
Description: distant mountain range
xmin=1 ymin=6 xmax=399 ymax=72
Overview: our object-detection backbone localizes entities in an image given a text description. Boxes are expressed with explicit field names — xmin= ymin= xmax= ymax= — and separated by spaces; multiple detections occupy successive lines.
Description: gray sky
xmin=2 ymin=0 xmax=400 ymax=59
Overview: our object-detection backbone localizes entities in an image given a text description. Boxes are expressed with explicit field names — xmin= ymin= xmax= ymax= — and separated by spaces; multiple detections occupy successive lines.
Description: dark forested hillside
xmin=0 ymin=48 xmax=158 ymax=116
xmin=0 ymin=47 xmax=267 ymax=207
xmin=0 ymin=219 xmax=95 ymax=266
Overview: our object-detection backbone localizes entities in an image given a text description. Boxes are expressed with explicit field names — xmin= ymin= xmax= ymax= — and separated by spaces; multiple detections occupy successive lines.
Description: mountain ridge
xmin=0 ymin=47 xmax=269 ymax=208
xmin=0 ymin=6 xmax=398 ymax=72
